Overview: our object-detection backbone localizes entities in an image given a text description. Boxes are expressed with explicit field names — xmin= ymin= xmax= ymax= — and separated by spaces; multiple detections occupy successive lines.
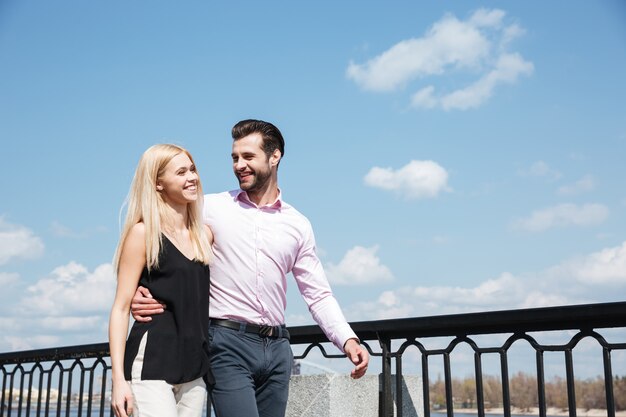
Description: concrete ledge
xmin=287 ymin=374 xmax=423 ymax=417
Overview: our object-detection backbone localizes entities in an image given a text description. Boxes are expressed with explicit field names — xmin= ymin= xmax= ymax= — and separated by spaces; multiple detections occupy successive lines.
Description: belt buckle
xmin=259 ymin=325 xmax=274 ymax=337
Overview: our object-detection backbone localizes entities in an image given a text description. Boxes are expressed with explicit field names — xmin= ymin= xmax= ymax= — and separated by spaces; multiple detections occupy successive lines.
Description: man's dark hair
xmin=232 ymin=119 xmax=285 ymax=161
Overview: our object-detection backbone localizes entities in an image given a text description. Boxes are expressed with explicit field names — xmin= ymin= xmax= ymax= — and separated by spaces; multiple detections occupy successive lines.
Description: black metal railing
xmin=0 ymin=344 xmax=111 ymax=417
xmin=2 ymin=301 xmax=626 ymax=417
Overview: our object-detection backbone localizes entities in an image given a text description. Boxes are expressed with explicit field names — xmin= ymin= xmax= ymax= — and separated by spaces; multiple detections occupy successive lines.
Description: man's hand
xmin=344 ymin=338 xmax=369 ymax=379
xmin=130 ymin=286 xmax=165 ymax=322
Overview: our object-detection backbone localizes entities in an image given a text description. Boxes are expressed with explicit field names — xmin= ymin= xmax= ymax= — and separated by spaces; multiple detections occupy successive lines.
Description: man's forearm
xmin=309 ymin=296 xmax=358 ymax=351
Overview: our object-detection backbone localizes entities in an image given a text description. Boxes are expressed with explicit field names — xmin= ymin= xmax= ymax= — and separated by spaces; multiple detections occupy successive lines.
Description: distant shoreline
xmin=432 ymin=407 xmax=626 ymax=416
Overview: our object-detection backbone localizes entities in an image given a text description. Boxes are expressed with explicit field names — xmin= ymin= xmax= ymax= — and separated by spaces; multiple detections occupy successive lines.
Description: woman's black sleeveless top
xmin=123 ymin=236 xmax=212 ymax=384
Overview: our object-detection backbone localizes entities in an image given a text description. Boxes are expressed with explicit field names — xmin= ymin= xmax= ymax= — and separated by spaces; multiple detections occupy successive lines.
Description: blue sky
xmin=1 ymin=0 xmax=625 ymax=368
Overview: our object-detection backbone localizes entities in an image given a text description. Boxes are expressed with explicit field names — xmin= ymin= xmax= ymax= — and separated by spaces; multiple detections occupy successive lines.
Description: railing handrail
xmin=0 ymin=343 xmax=109 ymax=364
xmin=2 ymin=301 xmax=626 ymax=364
xmin=289 ymin=300 xmax=626 ymax=343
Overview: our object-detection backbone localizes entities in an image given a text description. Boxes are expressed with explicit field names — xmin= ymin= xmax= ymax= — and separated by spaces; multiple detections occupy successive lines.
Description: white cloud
xmin=432 ymin=235 xmax=449 ymax=245
xmin=0 ymin=272 xmax=19 ymax=285
xmin=285 ymin=313 xmax=312 ymax=327
xmin=347 ymin=8 xmax=533 ymax=110
xmin=41 ymin=316 xmax=104 ymax=331
xmin=347 ymin=10 xmax=496 ymax=92
xmin=0 ymin=217 xmax=44 ymax=265
xmin=346 ymin=273 xmax=525 ymax=320
xmin=500 ymin=23 xmax=525 ymax=49
xmin=0 ymin=317 xmax=18 ymax=331
xmin=424 ymin=53 xmax=534 ymax=111
xmin=513 ymin=203 xmax=609 ymax=232
xmin=343 ymin=241 xmax=626 ymax=321
xmin=0 ymin=335 xmax=60 ymax=352
xmin=518 ymin=161 xmax=562 ymax=180
xmin=364 ymin=160 xmax=451 ymax=199
xmin=468 ymin=8 xmax=506 ymax=27
xmin=411 ymin=85 xmax=437 ymax=109
xmin=50 ymin=221 xmax=107 ymax=238
xmin=415 ymin=272 xmax=524 ymax=309
xmin=50 ymin=220 xmax=82 ymax=238
xmin=23 ymin=261 xmax=116 ymax=316
xmin=552 ymin=241 xmax=626 ymax=285
xmin=568 ymin=152 xmax=586 ymax=161
xmin=518 ymin=291 xmax=570 ymax=309
xmin=326 ymin=245 xmax=393 ymax=285
xmin=0 ymin=262 xmax=116 ymax=351
xmin=557 ymin=175 xmax=595 ymax=196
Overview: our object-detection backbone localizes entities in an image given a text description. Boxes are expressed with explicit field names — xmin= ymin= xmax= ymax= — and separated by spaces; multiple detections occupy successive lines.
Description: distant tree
xmin=427 ymin=372 xmax=626 ymax=411
xmin=545 ymin=376 xmax=568 ymax=409
xmin=483 ymin=375 xmax=503 ymax=409
xmin=510 ymin=371 xmax=538 ymax=411
xmin=614 ymin=375 xmax=626 ymax=411
xmin=430 ymin=374 xmax=446 ymax=409
xmin=577 ymin=377 xmax=606 ymax=410
xmin=453 ymin=377 xmax=476 ymax=408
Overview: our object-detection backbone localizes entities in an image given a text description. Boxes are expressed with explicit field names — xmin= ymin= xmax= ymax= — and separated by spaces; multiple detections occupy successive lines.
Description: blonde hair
xmin=113 ymin=144 xmax=212 ymax=271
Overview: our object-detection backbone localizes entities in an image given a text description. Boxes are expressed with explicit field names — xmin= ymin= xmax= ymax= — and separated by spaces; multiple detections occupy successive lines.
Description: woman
xmin=109 ymin=144 xmax=213 ymax=417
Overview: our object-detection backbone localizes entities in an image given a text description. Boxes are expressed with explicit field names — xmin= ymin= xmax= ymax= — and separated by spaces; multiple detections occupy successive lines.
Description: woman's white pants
xmin=128 ymin=333 xmax=207 ymax=417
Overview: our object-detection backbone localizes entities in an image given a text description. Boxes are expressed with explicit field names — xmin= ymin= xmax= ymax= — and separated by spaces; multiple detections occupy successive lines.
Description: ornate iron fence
xmin=2 ymin=301 xmax=626 ymax=417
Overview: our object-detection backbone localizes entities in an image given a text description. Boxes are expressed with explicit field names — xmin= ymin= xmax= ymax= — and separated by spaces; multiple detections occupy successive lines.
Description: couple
xmin=109 ymin=119 xmax=370 ymax=417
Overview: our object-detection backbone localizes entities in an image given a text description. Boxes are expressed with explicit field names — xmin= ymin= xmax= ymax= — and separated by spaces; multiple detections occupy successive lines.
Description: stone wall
xmin=286 ymin=374 xmax=423 ymax=417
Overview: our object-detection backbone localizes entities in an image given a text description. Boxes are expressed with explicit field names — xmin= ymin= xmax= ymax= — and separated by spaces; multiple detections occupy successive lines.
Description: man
xmin=131 ymin=119 xmax=369 ymax=417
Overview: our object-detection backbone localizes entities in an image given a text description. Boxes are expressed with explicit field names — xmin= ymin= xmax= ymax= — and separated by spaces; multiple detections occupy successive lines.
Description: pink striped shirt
xmin=203 ymin=189 xmax=357 ymax=351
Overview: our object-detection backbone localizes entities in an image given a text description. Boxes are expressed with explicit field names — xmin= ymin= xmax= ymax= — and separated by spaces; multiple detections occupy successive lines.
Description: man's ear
xmin=270 ymin=149 xmax=282 ymax=167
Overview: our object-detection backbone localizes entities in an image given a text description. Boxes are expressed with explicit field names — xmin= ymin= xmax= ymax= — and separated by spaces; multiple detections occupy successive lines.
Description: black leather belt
xmin=210 ymin=318 xmax=290 ymax=339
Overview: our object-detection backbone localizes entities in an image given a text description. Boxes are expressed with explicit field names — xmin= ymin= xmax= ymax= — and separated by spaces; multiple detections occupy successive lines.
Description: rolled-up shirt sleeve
xmin=291 ymin=222 xmax=358 ymax=351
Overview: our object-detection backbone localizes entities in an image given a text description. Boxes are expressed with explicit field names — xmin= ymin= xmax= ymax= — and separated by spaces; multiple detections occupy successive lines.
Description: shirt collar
xmin=235 ymin=189 xmax=283 ymax=209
